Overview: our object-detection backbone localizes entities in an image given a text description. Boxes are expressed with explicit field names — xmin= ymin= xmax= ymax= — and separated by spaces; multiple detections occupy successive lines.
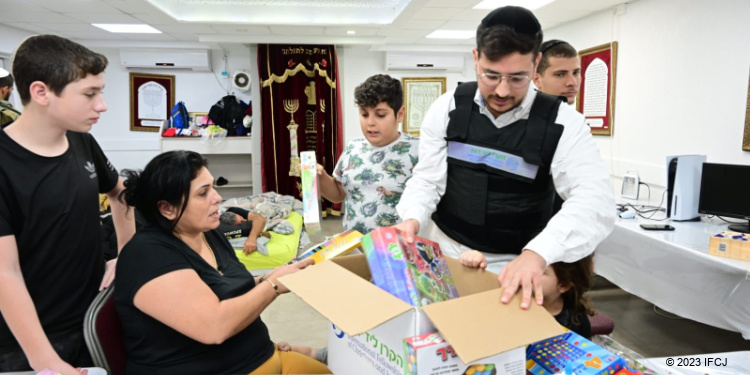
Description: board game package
xmin=361 ymin=227 xmax=459 ymax=307
xmin=290 ymin=230 xmax=363 ymax=264
xmin=526 ymin=331 xmax=639 ymax=375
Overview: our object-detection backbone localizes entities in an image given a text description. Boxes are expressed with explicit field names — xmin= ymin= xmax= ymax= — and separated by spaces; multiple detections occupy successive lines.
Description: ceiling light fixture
xmin=472 ymin=0 xmax=555 ymax=11
xmin=425 ymin=30 xmax=474 ymax=39
xmin=146 ymin=0 xmax=413 ymax=25
xmin=92 ymin=24 xmax=162 ymax=33
xmin=347 ymin=30 xmax=356 ymax=35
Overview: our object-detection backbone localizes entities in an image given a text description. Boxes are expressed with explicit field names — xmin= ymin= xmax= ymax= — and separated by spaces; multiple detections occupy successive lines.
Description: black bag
xmin=208 ymin=95 xmax=248 ymax=136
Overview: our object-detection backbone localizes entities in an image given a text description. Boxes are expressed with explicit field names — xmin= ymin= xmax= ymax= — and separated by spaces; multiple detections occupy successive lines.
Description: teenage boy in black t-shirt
xmin=0 ymin=35 xmax=135 ymax=374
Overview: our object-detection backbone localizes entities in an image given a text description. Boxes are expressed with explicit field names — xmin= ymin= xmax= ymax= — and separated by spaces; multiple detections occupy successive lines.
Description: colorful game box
xmin=526 ymin=331 xmax=633 ymax=375
xmin=290 ymin=230 xmax=363 ymax=264
xmin=404 ymin=332 xmax=505 ymax=375
xmin=362 ymin=227 xmax=459 ymax=307
xmin=300 ymin=151 xmax=322 ymax=237
xmin=361 ymin=227 xmax=415 ymax=305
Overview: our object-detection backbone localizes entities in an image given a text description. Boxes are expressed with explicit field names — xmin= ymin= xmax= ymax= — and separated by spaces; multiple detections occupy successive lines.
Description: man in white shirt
xmin=395 ymin=6 xmax=614 ymax=310
xmin=533 ymin=40 xmax=581 ymax=106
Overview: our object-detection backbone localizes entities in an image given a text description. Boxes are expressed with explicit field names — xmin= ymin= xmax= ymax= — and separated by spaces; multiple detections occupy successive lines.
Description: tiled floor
xmin=262 ymin=215 xmax=750 ymax=362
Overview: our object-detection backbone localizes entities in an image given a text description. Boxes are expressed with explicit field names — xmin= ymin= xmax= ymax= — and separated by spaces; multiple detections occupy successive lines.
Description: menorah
xmin=284 ymin=99 xmax=301 ymax=177
xmin=411 ymin=86 xmax=437 ymax=114
xmin=142 ymin=86 xmax=163 ymax=119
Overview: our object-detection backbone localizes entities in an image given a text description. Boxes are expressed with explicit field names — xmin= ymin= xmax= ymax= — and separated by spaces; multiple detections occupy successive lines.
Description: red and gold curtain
xmin=258 ymin=44 xmax=343 ymax=209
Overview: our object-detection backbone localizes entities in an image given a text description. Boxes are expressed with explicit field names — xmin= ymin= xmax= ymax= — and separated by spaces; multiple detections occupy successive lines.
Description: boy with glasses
xmin=395 ymin=6 xmax=614 ymax=310
xmin=533 ymin=40 xmax=582 ymax=105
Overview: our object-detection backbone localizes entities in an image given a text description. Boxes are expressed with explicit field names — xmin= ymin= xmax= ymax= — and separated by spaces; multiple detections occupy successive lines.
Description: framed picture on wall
xmin=576 ymin=42 xmax=618 ymax=136
xmin=190 ymin=112 xmax=209 ymax=127
xmin=402 ymin=77 xmax=446 ymax=136
xmin=129 ymin=72 xmax=175 ymax=132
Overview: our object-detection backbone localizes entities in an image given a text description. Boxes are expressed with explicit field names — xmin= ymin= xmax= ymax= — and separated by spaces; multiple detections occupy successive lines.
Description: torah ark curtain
xmin=258 ymin=44 xmax=343 ymax=210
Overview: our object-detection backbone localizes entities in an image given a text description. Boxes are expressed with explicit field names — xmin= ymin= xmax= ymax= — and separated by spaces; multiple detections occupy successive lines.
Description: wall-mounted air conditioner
xmin=120 ymin=49 xmax=212 ymax=71
xmin=385 ymin=52 xmax=465 ymax=72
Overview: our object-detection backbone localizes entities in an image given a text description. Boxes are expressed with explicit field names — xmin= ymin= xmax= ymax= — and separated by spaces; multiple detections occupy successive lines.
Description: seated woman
xmin=114 ymin=150 xmax=330 ymax=375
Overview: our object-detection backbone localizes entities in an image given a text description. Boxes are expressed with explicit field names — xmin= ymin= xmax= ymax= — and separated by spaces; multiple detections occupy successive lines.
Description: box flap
xmin=279 ymin=258 xmax=412 ymax=337
xmin=422 ymin=288 xmax=565 ymax=364
xmin=444 ymin=256 xmax=500 ymax=297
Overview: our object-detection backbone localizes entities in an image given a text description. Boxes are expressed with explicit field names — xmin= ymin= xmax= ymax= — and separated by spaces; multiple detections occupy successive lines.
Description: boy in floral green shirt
xmin=316 ymin=74 xmax=419 ymax=234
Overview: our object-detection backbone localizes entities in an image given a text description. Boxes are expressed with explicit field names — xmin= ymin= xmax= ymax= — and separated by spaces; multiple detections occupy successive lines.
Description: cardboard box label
xmin=404 ymin=332 xmax=525 ymax=375
xmin=328 ymin=311 xmax=433 ymax=375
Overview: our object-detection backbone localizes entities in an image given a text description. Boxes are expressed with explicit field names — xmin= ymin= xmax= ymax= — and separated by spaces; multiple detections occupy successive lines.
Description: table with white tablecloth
xmin=594 ymin=216 xmax=750 ymax=338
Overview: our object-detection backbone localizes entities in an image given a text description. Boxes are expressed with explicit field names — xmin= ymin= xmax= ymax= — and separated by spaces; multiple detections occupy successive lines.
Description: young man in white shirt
xmin=396 ymin=6 xmax=614 ymax=310
xmin=533 ymin=40 xmax=582 ymax=106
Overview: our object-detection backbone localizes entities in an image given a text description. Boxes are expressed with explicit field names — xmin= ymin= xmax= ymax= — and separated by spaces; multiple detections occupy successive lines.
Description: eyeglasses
xmin=478 ymin=72 xmax=531 ymax=89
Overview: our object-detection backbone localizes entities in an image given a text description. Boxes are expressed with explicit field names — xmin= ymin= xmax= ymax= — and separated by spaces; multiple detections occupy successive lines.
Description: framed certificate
xmin=402 ymin=77 xmax=446 ymax=136
xmin=576 ymin=42 xmax=618 ymax=136
xmin=129 ymin=72 xmax=175 ymax=132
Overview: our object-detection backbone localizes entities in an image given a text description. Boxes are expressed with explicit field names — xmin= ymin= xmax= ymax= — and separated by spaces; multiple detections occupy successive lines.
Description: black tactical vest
xmin=432 ymin=82 xmax=565 ymax=254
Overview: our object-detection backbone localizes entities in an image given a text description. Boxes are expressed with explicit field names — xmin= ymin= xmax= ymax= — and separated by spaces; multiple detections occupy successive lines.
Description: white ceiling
xmin=0 ymin=0 xmax=629 ymax=49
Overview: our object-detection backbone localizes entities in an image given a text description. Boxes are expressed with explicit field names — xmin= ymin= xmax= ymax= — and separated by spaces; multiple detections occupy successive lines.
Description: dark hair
xmin=537 ymin=40 xmax=578 ymax=75
xmin=11 ymin=34 xmax=108 ymax=105
xmin=0 ymin=72 xmax=12 ymax=89
xmin=354 ymin=74 xmax=403 ymax=115
xmin=476 ymin=24 xmax=543 ymax=62
xmin=550 ymin=254 xmax=595 ymax=324
xmin=119 ymin=151 xmax=208 ymax=233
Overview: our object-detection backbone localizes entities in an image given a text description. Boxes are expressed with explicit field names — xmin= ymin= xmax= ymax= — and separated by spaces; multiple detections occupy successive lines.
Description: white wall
xmin=338 ymin=45 xmax=475 ymax=146
xmin=0 ymin=24 xmax=31 ymax=55
xmin=544 ymin=0 xmax=750 ymax=189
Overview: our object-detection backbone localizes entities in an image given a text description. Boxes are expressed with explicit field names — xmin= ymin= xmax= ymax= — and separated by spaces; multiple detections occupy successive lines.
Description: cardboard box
xmin=709 ymin=231 xmax=750 ymax=261
xmin=300 ymin=151 xmax=322 ymax=237
xmin=280 ymin=254 xmax=566 ymax=375
xmin=404 ymin=332 xmax=523 ymax=375
xmin=291 ymin=230 xmax=364 ymax=265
